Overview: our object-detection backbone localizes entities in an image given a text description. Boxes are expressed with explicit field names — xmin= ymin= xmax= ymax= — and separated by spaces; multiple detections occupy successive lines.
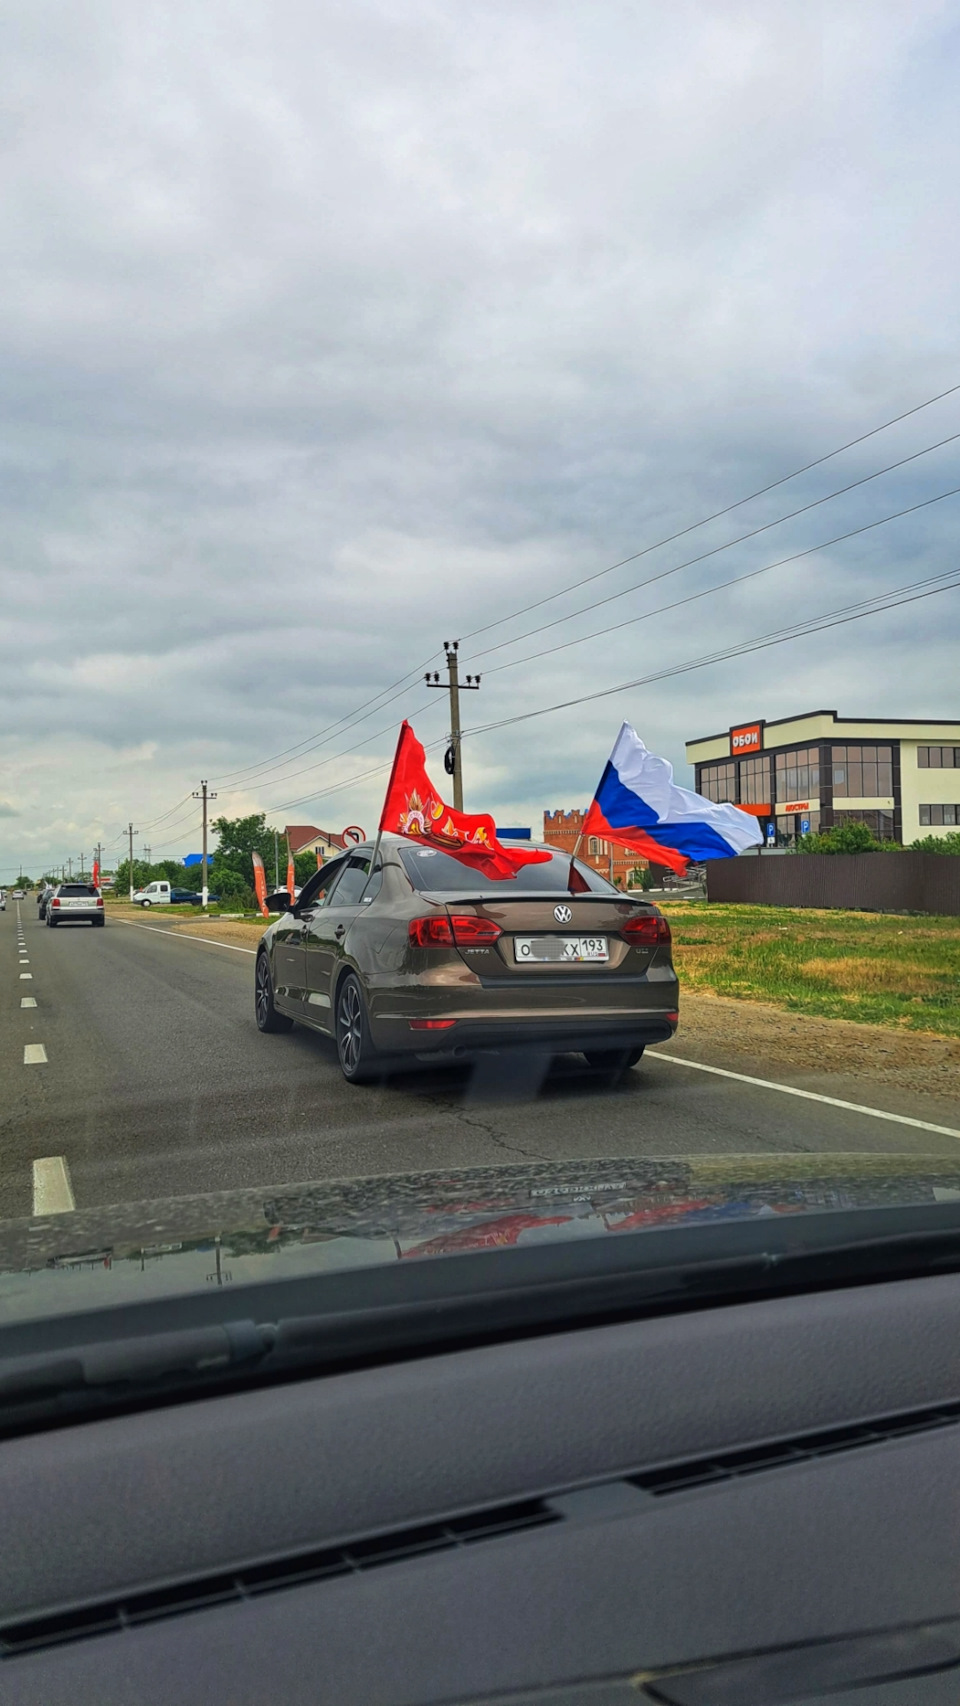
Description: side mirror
xmin=265 ymin=891 xmax=292 ymax=913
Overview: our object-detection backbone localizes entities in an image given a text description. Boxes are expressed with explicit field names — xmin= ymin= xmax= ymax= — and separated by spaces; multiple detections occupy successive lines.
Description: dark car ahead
xmin=255 ymin=835 xmax=678 ymax=1083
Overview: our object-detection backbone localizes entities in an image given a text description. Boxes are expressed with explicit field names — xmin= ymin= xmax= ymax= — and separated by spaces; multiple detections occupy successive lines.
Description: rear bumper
xmin=50 ymin=909 xmax=101 ymax=922
xmin=370 ymin=1011 xmax=679 ymax=1059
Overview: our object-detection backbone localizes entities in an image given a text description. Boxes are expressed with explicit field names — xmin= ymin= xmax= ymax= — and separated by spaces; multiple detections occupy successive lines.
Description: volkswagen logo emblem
xmin=554 ymin=904 xmax=572 ymax=923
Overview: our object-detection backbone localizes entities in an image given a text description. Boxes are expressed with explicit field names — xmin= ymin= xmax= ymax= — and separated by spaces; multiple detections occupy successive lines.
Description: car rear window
xmin=397 ymin=846 xmax=619 ymax=894
xmin=60 ymin=884 xmax=98 ymax=897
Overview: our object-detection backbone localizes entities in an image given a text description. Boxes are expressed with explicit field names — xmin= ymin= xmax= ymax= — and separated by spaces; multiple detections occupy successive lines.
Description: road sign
xmin=800 ymin=818 xmax=810 ymax=835
xmin=342 ymin=825 xmax=366 ymax=846
xmin=766 ymin=823 xmax=776 ymax=844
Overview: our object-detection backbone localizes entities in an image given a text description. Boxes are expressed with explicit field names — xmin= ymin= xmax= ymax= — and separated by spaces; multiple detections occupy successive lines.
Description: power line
xmin=250 ymin=565 xmax=960 ymax=818
xmin=240 ymin=695 xmax=443 ymax=803
xmin=458 ymin=378 xmax=960 ymax=645
xmin=169 ymin=382 xmax=960 ymax=812
xmin=209 ymin=653 xmax=442 ymax=788
xmin=249 ymin=426 xmax=960 ymax=811
xmin=462 ymin=570 xmax=960 ymax=740
xmin=480 ymin=482 xmax=960 ymax=676
xmin=465 ymin=430 xmax=960 ymax=668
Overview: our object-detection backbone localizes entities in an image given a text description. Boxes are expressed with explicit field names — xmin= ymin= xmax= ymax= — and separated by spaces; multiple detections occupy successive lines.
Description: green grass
xmin=662 ymin=902 xmax=960 ymax=1037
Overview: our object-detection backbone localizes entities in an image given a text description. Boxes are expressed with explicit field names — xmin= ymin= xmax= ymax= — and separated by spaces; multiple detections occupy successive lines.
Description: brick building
xmin=542 ymin=808 xmax=647 ymax=888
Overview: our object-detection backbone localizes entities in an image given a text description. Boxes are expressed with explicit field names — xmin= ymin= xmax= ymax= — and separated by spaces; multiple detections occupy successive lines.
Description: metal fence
xmin=705 ymin=851 xmax=960 ymax=915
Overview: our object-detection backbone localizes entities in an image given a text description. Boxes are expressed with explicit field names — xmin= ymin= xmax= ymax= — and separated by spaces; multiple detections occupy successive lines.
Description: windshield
xmin=1 ymin=2 xmax=959 ymax=1404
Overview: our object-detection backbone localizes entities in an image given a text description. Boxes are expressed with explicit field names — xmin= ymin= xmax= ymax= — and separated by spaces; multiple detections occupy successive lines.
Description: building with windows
xmin=284 ymin=824 xmax=354 ymax=860
xmin=542 ymin=808 xmax=642 ymax=886
xmin=685 ymin=712 xmax=960 ymax=845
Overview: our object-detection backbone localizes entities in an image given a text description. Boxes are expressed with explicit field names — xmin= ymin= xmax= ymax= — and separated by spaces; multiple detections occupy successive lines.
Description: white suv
xmin=46 ymin=883 xmax=105 ymax=927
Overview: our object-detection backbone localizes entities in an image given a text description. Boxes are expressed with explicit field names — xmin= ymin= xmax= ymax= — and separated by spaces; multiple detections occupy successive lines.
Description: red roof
xmin=284 ymin=824 xmax=348 ymax=855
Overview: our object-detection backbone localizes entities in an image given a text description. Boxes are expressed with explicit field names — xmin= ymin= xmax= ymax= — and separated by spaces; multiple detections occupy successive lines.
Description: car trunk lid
xmin=415 ymin=891 xmax=668 ymax=977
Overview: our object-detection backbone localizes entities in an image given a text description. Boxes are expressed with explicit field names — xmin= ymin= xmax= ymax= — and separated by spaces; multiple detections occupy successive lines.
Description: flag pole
xmin=568 ymin=830 xmax=585 ymax=891
xmin=358 ymin=722 xmax=408 ymax=904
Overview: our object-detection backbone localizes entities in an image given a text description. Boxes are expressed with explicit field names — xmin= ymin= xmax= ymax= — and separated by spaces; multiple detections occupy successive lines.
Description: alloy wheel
xmin=255 ymin=957 xmax=271 ymax=1028
xmin=337 ymin=980 xmax=363 ymax=1073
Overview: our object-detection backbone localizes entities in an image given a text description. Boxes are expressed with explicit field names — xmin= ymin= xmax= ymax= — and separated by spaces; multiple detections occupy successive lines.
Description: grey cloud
xmin=1 ymin=0 xmax=958 ymax=871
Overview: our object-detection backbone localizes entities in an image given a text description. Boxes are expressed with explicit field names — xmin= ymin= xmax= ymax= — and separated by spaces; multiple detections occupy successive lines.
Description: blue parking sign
xmin=766 ymin=823 xmax=776 ymax=844
xmin=800 ymin=817 xmax=810 ymax=835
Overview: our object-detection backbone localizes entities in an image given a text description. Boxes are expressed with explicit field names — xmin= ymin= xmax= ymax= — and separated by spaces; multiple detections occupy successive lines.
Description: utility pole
xmin=193 ymin=781 xmax=217 ymax=909
xmin=425 ymin=641 xmax=481 ymax=812
xmin=67 ymin=856 xmax=73 ymax=878
xmin=127 ymin=824 xmax=138 ymax=900
xmin=143 ymin=845 xmax=152 ymax=866
xmin=79 ymin=853 xmax=85 ymax=878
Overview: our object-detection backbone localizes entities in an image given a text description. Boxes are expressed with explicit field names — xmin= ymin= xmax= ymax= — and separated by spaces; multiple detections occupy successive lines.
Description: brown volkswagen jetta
xmin=255 ymin=835 xmax=679 ymax=1082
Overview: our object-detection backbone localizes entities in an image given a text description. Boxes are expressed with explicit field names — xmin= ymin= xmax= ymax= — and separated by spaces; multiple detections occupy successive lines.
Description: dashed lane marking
xmin=20 ymin=997 xmax=37 ymax=1008
xmin=653 ymin=1051 xmax=960 ymax=1141
xmin=24 ymin=1043 xmax=48 ymax=1065
xmin=114 ymin=917 xmax=257 ymax=955
xmin=32 ymin=1157 xmax=75 ymax=1216
xmin=19 ymin=972 xmax=33 ymax=980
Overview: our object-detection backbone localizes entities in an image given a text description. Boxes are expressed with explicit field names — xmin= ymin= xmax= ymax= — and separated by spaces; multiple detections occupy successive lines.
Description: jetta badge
xmin=554 ymin=904 xmax=572 ymax=923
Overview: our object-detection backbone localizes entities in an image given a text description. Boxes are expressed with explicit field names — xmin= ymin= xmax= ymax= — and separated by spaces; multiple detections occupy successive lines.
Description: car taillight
xmin=620 ymin=913 xmax=670 ymax=945
xmin=52 ymin=897 xmax=60 ymax=908
xmin=409 ymin=1018 xmax=457 ymax=1030
xmin=408 ymin=914 xmax=502 ymax=948
xmin=450 ymin=914 xmax=501 ymax=944
xmin=409 ymin=915 xmax=454 ymax=947
xmin=96 ymin=897 xmax=104 ymax=907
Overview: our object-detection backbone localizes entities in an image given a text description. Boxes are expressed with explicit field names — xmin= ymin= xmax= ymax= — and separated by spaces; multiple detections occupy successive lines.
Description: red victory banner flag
xmin=286 ymin=842 xmax=296 ymax=903
xmin=92 ymin=857 xmax=100 ymax=888
xmin=251 ymin=851 xmax=269 ymax=917
xmin=379 ymin=721 xmax=551 ymax=881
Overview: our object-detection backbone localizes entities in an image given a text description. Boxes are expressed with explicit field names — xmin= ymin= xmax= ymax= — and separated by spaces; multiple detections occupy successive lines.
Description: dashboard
xmin=3 ymin=1267 xmax=960 ymax=1702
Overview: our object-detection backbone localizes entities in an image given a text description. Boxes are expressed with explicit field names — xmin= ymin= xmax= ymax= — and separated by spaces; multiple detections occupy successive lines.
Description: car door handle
xmin=334 ymin=923 xmax=346 ymax=938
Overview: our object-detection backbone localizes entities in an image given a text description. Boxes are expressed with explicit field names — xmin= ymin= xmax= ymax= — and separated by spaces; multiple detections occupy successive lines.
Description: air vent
xmin=0 ymin=1497 xmax=557 ymax=1660
xmin=630 ymin=1397 xmax=960 ymax=1497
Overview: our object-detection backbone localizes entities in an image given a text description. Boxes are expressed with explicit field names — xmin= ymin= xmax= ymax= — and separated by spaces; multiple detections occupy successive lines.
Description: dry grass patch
xmin=801 ymin=956 xmax=951 ymax=996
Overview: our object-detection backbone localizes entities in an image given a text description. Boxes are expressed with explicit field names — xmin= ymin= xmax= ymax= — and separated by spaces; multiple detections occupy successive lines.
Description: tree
xmin=909 ymin=832 xmax=960 ymax=855
xmin=211 ymin=813 xmax=280 ymax=889
xmin=294 ymin=851 xmax=320 ymax=887
xmin=798 ymin=822 xmax=885 ymax=854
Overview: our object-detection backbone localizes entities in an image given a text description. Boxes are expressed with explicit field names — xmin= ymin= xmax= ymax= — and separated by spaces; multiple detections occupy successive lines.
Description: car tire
xmin=255 ymin=951 xmax=294 ymax=1034
xmin=335 ymin=972 xmax=380 ymax=1084
xmin=141 ymin=899 xmax=152 ymax=908
xmin=46 ymin=915 xmax=56 ymax=927
xmin=582 ymin=1046 xmax=644 ymax=1074
xmin=94 ymin=916 xmax=105 ymax=927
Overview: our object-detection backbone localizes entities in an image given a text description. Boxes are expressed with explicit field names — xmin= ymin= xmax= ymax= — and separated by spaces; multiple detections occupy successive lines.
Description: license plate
xmin=513 ymin=935 xmax=609 ymax=964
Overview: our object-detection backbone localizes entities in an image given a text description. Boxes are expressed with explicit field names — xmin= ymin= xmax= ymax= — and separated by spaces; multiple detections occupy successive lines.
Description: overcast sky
xmin=2 ymin=0 xmax=959 ymax=875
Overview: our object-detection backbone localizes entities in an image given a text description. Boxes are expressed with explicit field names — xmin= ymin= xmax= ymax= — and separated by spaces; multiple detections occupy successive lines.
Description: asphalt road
xmin=2 ymin=899 xmax=959 ymax=1221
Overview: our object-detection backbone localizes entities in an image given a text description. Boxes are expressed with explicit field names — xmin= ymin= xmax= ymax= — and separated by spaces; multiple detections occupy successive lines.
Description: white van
xmin=132 ymin=881 xmax=173 ymax=907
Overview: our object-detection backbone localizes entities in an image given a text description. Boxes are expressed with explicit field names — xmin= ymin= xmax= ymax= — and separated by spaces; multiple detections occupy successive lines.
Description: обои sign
xmin=729 ymin=721 xmax=763 ymax=756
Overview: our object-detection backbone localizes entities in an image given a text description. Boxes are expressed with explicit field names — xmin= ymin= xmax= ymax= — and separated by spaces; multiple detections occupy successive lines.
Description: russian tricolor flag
xmin=583 ymin=722 xmax=763 ymax=874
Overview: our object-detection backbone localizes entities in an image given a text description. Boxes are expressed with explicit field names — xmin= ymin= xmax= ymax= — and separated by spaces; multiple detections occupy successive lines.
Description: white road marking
xmin=32 ymin=1157 xmax=75 ymax=1216
xmin=19 ymin=972 xmax=32 ymax=980
xmin=114 ymin=917 xmax=257 ymax=954
xmin=23 ymin=1043 xmax=48 ymax=1065
xmin=20 ymin=996 xmax=37 ymax=1008
xmin=653 ymin=1051 xmax=960 ymax=1140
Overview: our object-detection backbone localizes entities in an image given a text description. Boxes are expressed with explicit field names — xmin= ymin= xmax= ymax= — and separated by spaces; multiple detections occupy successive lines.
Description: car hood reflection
xmin=2 ymin=1155 xmax=960 ymax=1323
